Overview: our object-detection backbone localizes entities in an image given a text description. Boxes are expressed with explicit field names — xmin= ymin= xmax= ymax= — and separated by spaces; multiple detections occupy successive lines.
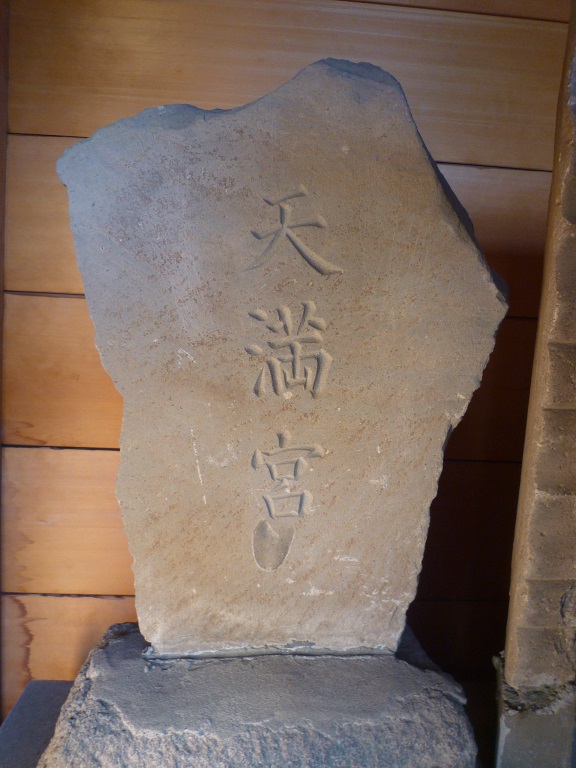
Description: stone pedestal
xmin=497 ymin=687 xmax=576 ymax=768
xmin=38 ymin=624 xmax=476 ymax=767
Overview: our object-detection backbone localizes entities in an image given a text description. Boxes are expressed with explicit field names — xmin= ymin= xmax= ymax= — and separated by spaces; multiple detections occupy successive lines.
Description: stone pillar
xmin=499 ymin=4 xmax=576 ymax=765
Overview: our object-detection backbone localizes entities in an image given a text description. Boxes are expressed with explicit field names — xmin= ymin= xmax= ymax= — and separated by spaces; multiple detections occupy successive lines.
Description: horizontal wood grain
xmin=1 ymin=447 xmax=519 ymax=600
xmin=1 ymin=594 xmax=137 ymax=717
xmin=407 ymin=598 xmax=510 ymax=676
xmin=8 ymin=0 xmax=565 ymax=170
xmin=445 ymin=317 xmax=537 ymax=462
xmin=441 ymin=164 xmax=549 ymax=319
xmin=346 ymin=1 xmax=571 ymax=23
xmin=419 ymin=460 xmax=521 ymax=601
xmin=2 ymin=294 xmax=123 ymax=448
xmin=3 ymin=293 xmax=535 ymax=459
xmin=1 ymin=447 xmax=133 ymax=596
xmin=5 ymin=136 xmax=80 ymax=295
xmin=4 ymin=135 xmax=550 ymax=317
xmin=0 ymin=0 xmax=7 ymax=349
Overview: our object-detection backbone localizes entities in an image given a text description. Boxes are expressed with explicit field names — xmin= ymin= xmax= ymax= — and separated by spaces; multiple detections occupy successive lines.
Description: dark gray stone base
xmin=0 ymin=681 xmax=72 ymax=768
xmin=39 ymin=623 xmax=476 ymax=767
xmin=497 ymin=686 xmax=576 ymax=768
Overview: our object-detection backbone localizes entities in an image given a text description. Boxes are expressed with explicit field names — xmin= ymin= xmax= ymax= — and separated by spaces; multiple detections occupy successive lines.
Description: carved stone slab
xmin=58 ymin=60 xmax=506 ymax=655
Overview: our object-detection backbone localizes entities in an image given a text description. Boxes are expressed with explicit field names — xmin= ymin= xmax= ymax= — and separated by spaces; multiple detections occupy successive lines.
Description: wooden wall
xmin=1 ymin=0 xmax=569 ymax=719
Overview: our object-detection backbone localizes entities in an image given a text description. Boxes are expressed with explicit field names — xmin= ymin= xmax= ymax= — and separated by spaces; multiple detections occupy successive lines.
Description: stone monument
xmin=39 ymin=60 xmax=506 ymax=766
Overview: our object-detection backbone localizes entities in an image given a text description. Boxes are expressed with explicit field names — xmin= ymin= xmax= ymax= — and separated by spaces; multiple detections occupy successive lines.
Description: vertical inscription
xmin=242 ymin=185 xmax=337 ymax=570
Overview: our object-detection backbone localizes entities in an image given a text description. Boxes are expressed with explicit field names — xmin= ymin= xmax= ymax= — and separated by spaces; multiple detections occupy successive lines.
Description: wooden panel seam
xmin=333 ymin=0 xmax=571 ymax=23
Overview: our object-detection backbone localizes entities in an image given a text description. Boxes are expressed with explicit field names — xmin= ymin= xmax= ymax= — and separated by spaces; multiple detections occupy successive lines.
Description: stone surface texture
xmin=504 ymin=11 xmax=576 ymax=693
xmin=58 ymin=59 xmax=506 ymax=656
xmin=38 ymin=623 xmax=477 ymax=768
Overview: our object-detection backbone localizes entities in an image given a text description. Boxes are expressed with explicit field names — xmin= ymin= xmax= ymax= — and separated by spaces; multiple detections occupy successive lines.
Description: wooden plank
xmin=407 ymin=598 xmax=510 ymax=676
xmin=1 ymin=594 xmax=136 ymax=717
xmin=418 ymin=460 xmax=521 ymax=601
xmin=4 ymin=135 xmax=550 ymax=318
xmin=346 ymin=1 xmax=571 ymax=23
xmin=2 ymin=448 xmax=520 ymax=599
xmin=3 ymin=293 xmax=536 ymax=459
xmin=1 ymin=447 xmax=133 ymax=596
xmin=445 ymin=317 xmax=537 ymax=462
xmin=5 ymin=136 xmax=81 ymax=295
xmin=2 ymin=294 xmax=123 ymax=448
xmin=0 ymin=0 xmax=7 ymax=302
xmin=8 ymin=0 xmax=565 ymax=170
xmin=441 ymin=164 xmax=549 ymax=319
xmin=0 ymin=0 xmax=8 ymax=588
xmin=0 ymin=0 xmax=9 ymax=725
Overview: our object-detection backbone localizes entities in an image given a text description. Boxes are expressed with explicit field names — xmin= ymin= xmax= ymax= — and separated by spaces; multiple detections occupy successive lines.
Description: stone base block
xmin=497 ymin=686 xmax=576 ymax=768
xmin=39 ymin=624 xmax=476 ymax=767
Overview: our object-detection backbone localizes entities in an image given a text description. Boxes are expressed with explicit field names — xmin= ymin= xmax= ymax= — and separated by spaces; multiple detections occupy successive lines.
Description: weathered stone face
xmin=58 ymin=59 xmax=506 ymax=656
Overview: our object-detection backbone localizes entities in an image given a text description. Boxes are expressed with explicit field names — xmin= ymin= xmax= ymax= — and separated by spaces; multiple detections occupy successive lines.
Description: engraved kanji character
xmin=245 ymin=301 xmax=333 ymax=398
xmin=252 ymin=430 xmax=325 ymax=519
xmin=250 ymin=185 xmax=343 ymax=275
